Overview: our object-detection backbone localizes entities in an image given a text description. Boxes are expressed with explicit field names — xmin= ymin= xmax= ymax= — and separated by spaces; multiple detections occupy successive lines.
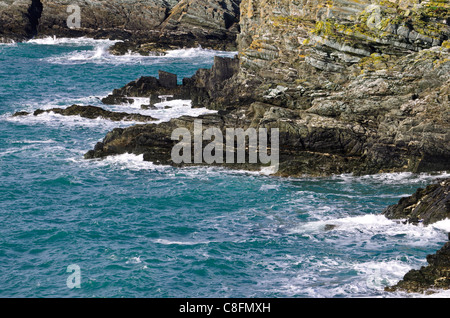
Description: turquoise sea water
xmin=1 ymin=37 xmax=449 ymax=298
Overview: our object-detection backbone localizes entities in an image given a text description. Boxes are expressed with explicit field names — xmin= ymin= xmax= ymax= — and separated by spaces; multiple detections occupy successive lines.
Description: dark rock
xmin=385 ymin=242 xmax=450 ymax=294
xmin=141 ymin=104 xmax=159 ymax=110
xmin=18 ymin=105 xmax=157 ymax=122
xmin=101 ymin=73 xmax=190 ymax=107
xmin=1 ymin=0 xmax=242 ymax=51
xmin=158 ymin=71 xmax=178 ymax=89
xmin=12 ymin=111 xmax=30 ymax=117
xmin=383 ymin=179 xmax=450 ymax=226
xmin=101 ymin=56 xmax=240 ymax=109
xmin=384 ymin=179 xmax=450 ymax=293
xmin=324 ymin=224 xmax=337 ymax=231
xmin=108 ymin=41 xmax=170 ymax=56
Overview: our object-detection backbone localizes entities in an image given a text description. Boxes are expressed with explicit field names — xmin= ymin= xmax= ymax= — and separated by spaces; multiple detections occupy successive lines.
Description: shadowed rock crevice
xmin=25 ymin=0 xmax=43 ymax=38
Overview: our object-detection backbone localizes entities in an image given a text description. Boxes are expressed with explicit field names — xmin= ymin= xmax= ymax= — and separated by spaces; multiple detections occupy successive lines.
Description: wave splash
xmin=28 ymin=36 xmax=237 ymax=65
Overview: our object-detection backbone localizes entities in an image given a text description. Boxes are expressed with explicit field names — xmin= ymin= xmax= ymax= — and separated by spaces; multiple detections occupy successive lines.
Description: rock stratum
xmin=85 ymin=0 xmax=450 ymax=177
xmin=0 ymin=0 xmax=241 ymax=51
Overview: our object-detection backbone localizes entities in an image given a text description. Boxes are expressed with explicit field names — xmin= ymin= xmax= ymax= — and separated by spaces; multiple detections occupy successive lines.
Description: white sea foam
xmin=153 ymin=238 xmax=210 ymax=246
xmin=431 ymin=219 xmax=450 ymax=232
xmin=27 ymin=36 xmax=119 ymax=47
xmin=354 ymin=259 xmax=414 ymax=289
xmin=90 ymin=153 xmax=171 ymax=172
xmin=45 ymin=43 xmax=116 ymax=65
xmin=3 ymin=99 xmax=217 ymax=130
xmin=290 ymin=214 xmax=448 ymax=243
xmin=36 ymin=37 xmax=237 ymax=66
xmin=111 ymin=99 xmax=218 ymax=124
xmin=126 ymin=256 xmax=142 ymax=264
xmin=3 ymin=111 xmax=138 ymax=130
xmin=26 ymin=36 xmax=237 ymax=59
xmin=0 ymin=40 xmax=17 ymax=47
xmin=272 ymin=244 xmax=441 ymax=298
xmin=333 ymin=171 xmax=450 ymax=185
xmin=164 ymin=47 xmax=237 ymax=59
xmin=281 ymin=212 xmax=450 ymax=297
xmin=11 ymin=139 xmax=56 ymax=144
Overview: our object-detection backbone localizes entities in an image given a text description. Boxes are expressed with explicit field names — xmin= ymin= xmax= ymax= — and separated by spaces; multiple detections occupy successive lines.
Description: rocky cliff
xmin=85 ymin=0 xmax=450 ymax=177
xmin=231 ymin=0 xmax=450 ymax=176
xmin=0 ymin=0 xmax=42 ymax=41
xmin=0 ymin=0 xmax=241 ymax=50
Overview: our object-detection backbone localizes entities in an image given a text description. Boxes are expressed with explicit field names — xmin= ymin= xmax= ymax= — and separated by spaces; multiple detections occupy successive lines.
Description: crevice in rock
xmin=25 ymin=0 xmax=43 ymax=38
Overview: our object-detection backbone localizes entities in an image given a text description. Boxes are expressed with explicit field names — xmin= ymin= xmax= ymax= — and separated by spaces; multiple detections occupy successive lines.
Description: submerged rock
xmin=13 ymin=105 xmax=157 ymax=122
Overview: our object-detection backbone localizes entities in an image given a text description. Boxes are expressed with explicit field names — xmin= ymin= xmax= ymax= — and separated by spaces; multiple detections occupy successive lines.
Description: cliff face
xmin=231 ymin=0 xmax=450 ymax=176
xmin=0 ymin=0 xmax=43 ymax=41
xmin=83 ymin=0 xmax=450 ymax=177
xmin=0 ymin=0 xmax=241 ymax=50
xmin=238 ymin=0 xmax=449 ymax=76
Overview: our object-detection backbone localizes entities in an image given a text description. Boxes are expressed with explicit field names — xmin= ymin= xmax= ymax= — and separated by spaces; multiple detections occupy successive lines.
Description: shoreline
xmin=2 ymin=0 xmax=449 ymax=297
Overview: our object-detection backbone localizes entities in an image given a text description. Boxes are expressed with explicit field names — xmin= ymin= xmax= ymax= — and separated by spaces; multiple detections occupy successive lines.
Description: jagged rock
xmin=13 ymin=105 xmax=157 ymax=122
xmin=0 ymin=0 xmax=242 ymax=51
xmin=197 ymin=0 xmax=450 ymax=176
xmin=101 ymin=71 xmax=191 ymax=106
xmin=91 ymin=40 xmax=450 ymax=176
xmin=385 ymin=242 xmax=450 ymax=294
xmin=12 ymin=111 xmax=31 ymax=117
xmin=101 ymin=56 xmax=240 ymax=108
xmin=383 ymin=179 xmax=450 ymax=226
xmin=0 ymin=0 xmax=43 ymax=41
xmin=158 ymin=71 xmax=178 ymax=89
xmin=383 ymin=179 xmax=450 ymax=294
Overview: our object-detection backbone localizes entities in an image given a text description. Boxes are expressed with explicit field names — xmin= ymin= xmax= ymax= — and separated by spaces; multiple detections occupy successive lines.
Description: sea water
xmin=1 ymin=38 xmax=449 ymax=298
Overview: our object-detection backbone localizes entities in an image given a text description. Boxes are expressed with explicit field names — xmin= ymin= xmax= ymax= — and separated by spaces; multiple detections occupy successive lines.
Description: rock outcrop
xmin=0 ymin=0 xmax=242 ymax=51
xmin=5 ymin=0 xmax=450 ymax=295
xmin=227 ymin=0 xmax=450 ymax=176
xmin=383 ymin=179 xmax=450 ymax=294
xmin=384 ymin=179 xmax=450 ymax=226
xmin=13 ymin=105 xmax=157 ymax=122
xmin=86 ymin=0 xmax=450 ymax=177
xmin=0 ymin=0 xmax=43 ymax=41
xmin=385 ymin=241 xmax=450 ymax=294
xmin=102 ymin=56 xmax=240 ymax=108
